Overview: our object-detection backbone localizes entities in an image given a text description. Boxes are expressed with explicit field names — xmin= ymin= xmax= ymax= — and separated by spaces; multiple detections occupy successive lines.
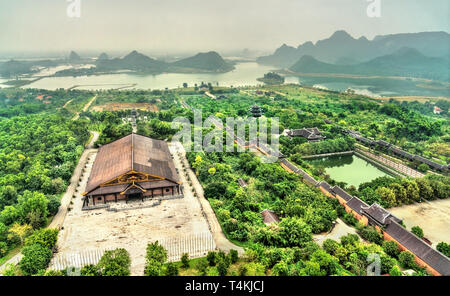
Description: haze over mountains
xmin=258 ymin=30 xmax=450 ymax=81
xmin=0 ymin=50 xmax=235 ymax=77
xmin=290 ymin=48 xmax=449 ymax=81
xmin=258 ymin=30 xmax=450 ymax=67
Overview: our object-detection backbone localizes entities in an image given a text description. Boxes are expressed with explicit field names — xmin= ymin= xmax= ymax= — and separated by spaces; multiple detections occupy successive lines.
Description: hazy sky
xmin=0 ymin=0 xmax=449 ymax=56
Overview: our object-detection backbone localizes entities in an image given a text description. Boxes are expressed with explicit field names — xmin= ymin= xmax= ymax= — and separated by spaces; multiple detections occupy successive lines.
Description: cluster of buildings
xmin=280 ymin=157 xmax=450 ymax=276
xmin=344 ymin=129 xmax=448 ymax=172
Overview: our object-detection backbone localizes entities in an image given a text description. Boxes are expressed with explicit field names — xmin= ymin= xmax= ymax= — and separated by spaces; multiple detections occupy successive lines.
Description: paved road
xmin=171 ymin=141 xmax=244 ymax=255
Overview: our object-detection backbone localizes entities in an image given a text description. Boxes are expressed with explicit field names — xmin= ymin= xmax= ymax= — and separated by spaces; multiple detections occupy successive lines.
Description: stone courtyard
xmin=52 ymin=144 xmax=214 ymax=275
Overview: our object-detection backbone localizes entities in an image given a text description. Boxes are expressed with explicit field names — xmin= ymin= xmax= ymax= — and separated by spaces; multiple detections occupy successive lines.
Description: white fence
xmin=157 ymin=231 xmax=216 ymax=262
xmin=49 ymin=232 xmax=216 ymax=271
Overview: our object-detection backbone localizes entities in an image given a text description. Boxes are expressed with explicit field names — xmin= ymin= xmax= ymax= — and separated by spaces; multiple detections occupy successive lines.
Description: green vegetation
xmin=257 ymin=72 xmax=285 ymax=85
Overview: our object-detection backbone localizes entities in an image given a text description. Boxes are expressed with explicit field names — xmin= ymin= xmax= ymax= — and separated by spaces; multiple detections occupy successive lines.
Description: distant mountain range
xmin=0 ymin=50 xmax=234 ymax=78
xmin=171 ymin=51 xmax=234 ymax=72
xmin=289 ymin=47 xmax=450 ymax=81
xmin=258 ymin=30 xmax=450 ymax=81
xmin=258 ymin=30 xmax=450 ymax=67
xmin=97 ymin=50 xmax=234 ymax=73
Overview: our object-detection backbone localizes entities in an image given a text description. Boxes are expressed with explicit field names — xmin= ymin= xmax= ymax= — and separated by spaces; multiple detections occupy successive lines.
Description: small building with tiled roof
xmin=287 ymin=127 xmax=325 ymax=141
xmin=82 ymin=133 xmax=182 ymax=208
xmin=260 ymin=209 xmax=280 ymax=225
xmin=361 ymin=203 xmax=402 ymax=227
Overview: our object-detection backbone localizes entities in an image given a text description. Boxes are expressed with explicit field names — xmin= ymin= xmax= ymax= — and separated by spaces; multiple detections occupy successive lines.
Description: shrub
xmin=411 ymin=226 xmax=424 ymax=238
xmin=382 ymin=241 xmax=400 ymax=258
xmin=181 ymin=253 xmax=190 ymax=268
xmin=81 ymin=264 xmax=101 ymax=276
xmin=164 ymin=262 xmax=179 ymax=276
xmin=97 ymin=248 xmax=131 ymax=276
xmin=47 ymin=196 xmax=61 ymax=216
xmin=43 ymin=270 xmax=65 ymax=276
xmin=272 ymin=261 xmax=289 ymax=276
xmin=341 ymin=213 xmax=358 ymax=226
xmin=0 ymin=241 xmax=8 ymax=257
xmin=217 ymin=259 xmax=228 ymax=276
xmin=389 ymin=265 xmax=402 ymax=276
xmin=228 ymin=249 xmax=238 ymax=264
xmin=195 ymin=258 xmax=209 ymax=276
xmin=24 ymin=228 xmax=59 ymax=250
xmin=207 ymin=251 xmax=217 ymax=266
xmin=146 ymin=241 xmax=168 ymax=264
xmin=398 ymin=251 xmax=416 ymax=269
xmin=145 ymin=259 xmax=163 ymax=276
xmin=357 ymin=226 xmax=383 ymax=245
xmin=19 ymin=243 xmax=53 ymax=275
xmin=322 ymin=239 xmax=340 ymax=255
xmin=436 ymin=242 xmax=450 ymax=258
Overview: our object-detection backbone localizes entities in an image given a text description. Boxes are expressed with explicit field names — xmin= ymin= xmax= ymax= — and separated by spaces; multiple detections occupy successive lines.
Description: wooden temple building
xmin=82 ymin=133 xmax=182 ymax=208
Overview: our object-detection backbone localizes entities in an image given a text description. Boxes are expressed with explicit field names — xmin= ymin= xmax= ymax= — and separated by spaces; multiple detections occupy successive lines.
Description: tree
xmin=411 ymin=226 xmax=424 ymax=239
xmin=437 ymin=242 xmax=450 ymax=258
xmin=195 ymin=258 xmax=209 ymax=276
xmin=278 ymin=217 xmax=312 ymax=247
xmin=97 ymin=248 xmax=131 ymax=276
xmin=398 ymin=251 xmax=416 ymax=269
xmin=181 ymin=253 xmax=190 ymax=268
xmin=164 ymin=262 xmax=179 ymax=276
xmin=217 ymin=259 xmax=228 ymax=276
xmin=0 ymin=206 xmax=19 ymax=226
xmin=389 ymin=265 xmax=402 ymax=276
xmin=322 ymin=239 xmax=339 ymax=255
xmin=228 ymin=249 xmax=239 ymax=264
xmin=207 ymin=251 xmax=217 ymax=266
xmin=24 ymin=228 xmax=59 ymax=249
xmin=417 ymin=163 xmax=429 ymax=173
xmin=7 ymin=223 xmax=33 ymax=246
xmin=19 ymin=243 xmax=53 ymax=275
xmin=146 ymin=241 xmax=168 ymax=263
xmin=16 ymin=191 xmax=49 ymax=229
xmin=376 ymin=187 xmax=396 ymax=208
xmin=0 ymin=241 xmax=8 ymax=257
xmin=80 ymin=264 xmax=101 ymax=276
xmin=145 ymin=259 xmax=164 ymax=276
xmin=382 ymin=241 xmax=400 ymax=258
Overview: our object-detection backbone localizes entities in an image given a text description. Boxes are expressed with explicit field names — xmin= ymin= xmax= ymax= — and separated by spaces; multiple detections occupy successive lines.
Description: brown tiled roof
xmin=331 ymin=186 xmax=353 ymax=202
xmin=260 ymin=209 xmax=280 ymax=224
xmin=318 ymin=181 xmax=333 ymax=194
xmin=361 ymin=203 xmax=402 ymax=226
xmin=85 ymin=134 xmax=179 ymax=194
xmin=345 ymin=196 xmax=369 ymax=214
xmin=385 ymin=221 xmax=450 ymax=275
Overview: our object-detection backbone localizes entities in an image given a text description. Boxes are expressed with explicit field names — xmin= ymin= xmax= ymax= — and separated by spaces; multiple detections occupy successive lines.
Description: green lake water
xmin=306 ymin=154 xmax=392 ymax=187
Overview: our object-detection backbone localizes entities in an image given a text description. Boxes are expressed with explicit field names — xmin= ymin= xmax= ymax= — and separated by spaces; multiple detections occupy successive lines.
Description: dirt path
xmin=170 ymin=141 xmax=244 ymax=255
xmin=313 ymin=218 xmax=360 ymax=246
xmin=72 ymin=95 xmax=97 ymax=120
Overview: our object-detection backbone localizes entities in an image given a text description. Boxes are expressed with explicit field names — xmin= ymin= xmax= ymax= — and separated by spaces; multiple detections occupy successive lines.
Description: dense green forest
xmin=0 ymin=84 xmax=448 ymax=275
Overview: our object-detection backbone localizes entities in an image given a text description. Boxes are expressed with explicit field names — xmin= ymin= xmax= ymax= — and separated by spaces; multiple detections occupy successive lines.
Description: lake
xmin=306 ymin=154 xmax=392 ymax=187
xmin=23 ymin=62 xmax=276 ymax=90
xmin=287 ymin=75 xmax=450 ymax=97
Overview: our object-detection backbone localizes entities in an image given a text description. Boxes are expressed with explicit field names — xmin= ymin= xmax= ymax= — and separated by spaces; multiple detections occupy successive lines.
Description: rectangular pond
xmin=306 ymin=154 xmax=393 ymax=187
